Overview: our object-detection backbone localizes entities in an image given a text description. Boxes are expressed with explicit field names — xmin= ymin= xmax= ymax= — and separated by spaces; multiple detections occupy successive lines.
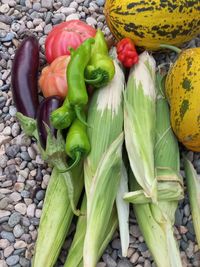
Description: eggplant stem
xmin=58 ymin=152 xmax=82 ymax=173
xmin=160 ymin=44 xmax=182 ymax=54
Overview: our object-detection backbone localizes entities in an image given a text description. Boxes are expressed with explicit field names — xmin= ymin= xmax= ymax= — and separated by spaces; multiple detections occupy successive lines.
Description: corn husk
xmin=64 ymin=195 xmax=118 ymax=267
xmin=116 ymin=162 xmax=129 ymax=257
xmin=127 ymin=72 xmax=183 ymax=267
xmin=32 ymin=164 xmax=83 ymax=267
xmin=83 ymin=59 xmax=125 ymax=267
xmin=184 ymin=157 xmax=200 ymax=248
xmin=124 ymin=51 xmax=157 ymax=201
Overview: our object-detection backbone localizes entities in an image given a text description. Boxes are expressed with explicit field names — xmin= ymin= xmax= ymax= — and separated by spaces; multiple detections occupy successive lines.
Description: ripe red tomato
xmin=39 ymin=55 xmax=71 ymax=99
xmin=45 ymin=20 xmax=96 ymax=63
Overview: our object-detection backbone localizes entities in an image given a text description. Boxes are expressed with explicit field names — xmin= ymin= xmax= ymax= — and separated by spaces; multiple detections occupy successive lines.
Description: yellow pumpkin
xmin=104 ymin=0 xmax=200 ymax=50
xmin=165 ymin=48 xmax=200 ymax=152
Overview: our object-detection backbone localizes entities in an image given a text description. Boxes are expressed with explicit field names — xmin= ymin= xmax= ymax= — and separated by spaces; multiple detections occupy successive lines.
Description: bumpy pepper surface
xmin=85 ymin=29 xmax=115 ymax=88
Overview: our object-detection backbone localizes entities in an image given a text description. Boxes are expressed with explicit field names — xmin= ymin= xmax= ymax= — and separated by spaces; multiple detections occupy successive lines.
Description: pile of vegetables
xmin=11 ymin=7 xmax=200 ymax=267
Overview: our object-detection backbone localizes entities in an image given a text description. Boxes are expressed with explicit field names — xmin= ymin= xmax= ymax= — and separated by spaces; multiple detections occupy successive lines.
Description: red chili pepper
xmin=116 ymin=38 xmax=139 ymax=68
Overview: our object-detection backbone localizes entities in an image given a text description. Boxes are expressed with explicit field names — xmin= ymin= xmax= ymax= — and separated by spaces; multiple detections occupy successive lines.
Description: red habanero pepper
xmin=116 ymin=38 xmax=139 ymax=68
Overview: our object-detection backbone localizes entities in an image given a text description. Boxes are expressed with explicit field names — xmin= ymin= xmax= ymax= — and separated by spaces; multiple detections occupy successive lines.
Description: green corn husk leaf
xmin=124 ymin=51 xmax=157 ymax=201
xmin=83 ymin=60 xmax=125 ymax=267
xmin=116 ymin=162 xmax=129 ymax=257
xmin=184 ymin=157 xmax=200 ymax=248
xmin=129 ymin=72 xmax=183 ymax=267
xmin=32 ymin=164 xmax=84 ymax=267
xmin=84 ymin=133 xmax=123 ymax=267
xmin=64 ymin=196 xmax=118 ymax=267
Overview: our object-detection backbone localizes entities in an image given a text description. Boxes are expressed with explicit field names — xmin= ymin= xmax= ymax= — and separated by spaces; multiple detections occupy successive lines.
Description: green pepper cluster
xmin=50 ymin=29 xmax=115 ymax=171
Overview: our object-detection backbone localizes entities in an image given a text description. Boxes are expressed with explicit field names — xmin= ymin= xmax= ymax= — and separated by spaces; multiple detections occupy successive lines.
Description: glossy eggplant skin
xmin=37 ymin=96 xmax=63 ymax=149
xmin=11 ymin=35 xmax=39 ymax=118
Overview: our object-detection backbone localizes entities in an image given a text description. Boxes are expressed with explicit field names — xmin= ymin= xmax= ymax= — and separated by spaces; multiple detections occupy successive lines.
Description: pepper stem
xmin=85 ymin=74 xmax=103 ymax=85
xmin=58 ymin=151 xmax=82 ymax=173
xmin=75 ymin=106 xmax=90 ymax=127
xmin=160 ymin=44 xmax=182 ymax=54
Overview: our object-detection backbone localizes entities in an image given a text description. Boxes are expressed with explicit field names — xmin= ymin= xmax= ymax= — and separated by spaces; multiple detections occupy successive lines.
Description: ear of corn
xmin=82 ymin=60 xmax=125 ymax=267
xmin=184 ymin=157 xmax=200 ymax=248
xmin=64 ymin=196 xmax=87 ymax=267
xmin=124 ymin=51 xmax=157 ymax=201
xmin=127 ymin=72 xmax=183 ymax=267
xmin=32 ymin=163 xmax=84 ymax=267
xmin=64 ymin=197 xmax=118 ymax=267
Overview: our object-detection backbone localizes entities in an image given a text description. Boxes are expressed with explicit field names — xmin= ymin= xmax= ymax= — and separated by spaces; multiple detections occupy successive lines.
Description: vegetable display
xmin=45 ymin=20 xmax=96 ymax=63
xmin=11 ymin=35 xmax=39 ymax=118
xmin=165 ymin=47 xmax=200 ymax=152
xmin=11 ymin=16 xmax=200 ymax=267
xmin=104 ymin=0 xmax=200 ymax=50
xmin=39 ymin=55 xmax=71 ymax=98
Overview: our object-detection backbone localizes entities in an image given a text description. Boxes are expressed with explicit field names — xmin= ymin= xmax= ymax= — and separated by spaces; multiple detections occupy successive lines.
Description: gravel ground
xmin=0 ymin=0 xmax=200 ymax=266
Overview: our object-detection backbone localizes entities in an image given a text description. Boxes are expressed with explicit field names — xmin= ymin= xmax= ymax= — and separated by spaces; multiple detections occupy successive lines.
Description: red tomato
xmin=45 ymin=20 xmax=96 ymax=63
xmin=39 ymin=55 xmax=71 ymax=99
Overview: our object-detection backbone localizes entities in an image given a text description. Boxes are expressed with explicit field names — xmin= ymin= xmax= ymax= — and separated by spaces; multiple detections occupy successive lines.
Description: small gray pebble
xmin=0 ymin=32 xmax=15 ymax=42
xmin=186 ymin=232 xmax=195 ymax=242
xmin=175 ymin=209 xmax=183 ymax=226
xmin=6 ymin=145 xmax=20 ymax=158
xmin=138 ymin=242 xmax=148 ymax=252
xmin=32 ymin=2 xmax=41 ymax=11
xmin=36 ymin=190 xmax=45 ymax=201
xmin=6 ymin=255 xmax=20 ymax=266
xmin=21 ymin=233 xmax=32 ymax=244
xmin=2 ymin=223 xmax=13 ymax=232
xmin=0 ymin=154 xmax=8 ymax=168
xmin=96 ymin=0 xmax=105 ymax=6
xmin=102 ymin=254 xmax=117 ymax=267
xmin=0 ymin=216 xmax=9 ymax=224
xmin=19 ymin=257 xmax=31 ymax=267
xmin=1 ymin=231 xmax=15 ymax=242
xmin=41 ymin=0 xmax=53 ymax=9
xmin=8 ymin=212 xmax=21 ymax=227
xmin=180 ymin=240 xmax=189 ymax=251
xmin=29 ymin=217 xmax=40 ymax=226
xmin=187 ymin=221 xmax=195 ymax=235
xmin=20 ymin=152 xmax=31 ymax=161
xmin=0 ymin=197 xmax=9 ymax=209
xmin=111 ymin=239 xmax=121 ymax=250
xmin=13 ymin=248 xmax=26 ymax=255
xmin=44 ymin=11 xmax=53 ymax=24
xmin=13 ymin=224 xmax=24 ymax=238
xmin=62 ymin=0 xmax=70 ymax=6
xmin=9 ymin=106 xmax=17 ymax=117
xmin=21 ymin=190 xmax=30 ymax=198
xmin=117 ymin=259 xmax=133 ymax=267
xmin=21 ymin=217 xmax=30 ymax=227
xmin=184 ymin=204 xmax=190 ymax=217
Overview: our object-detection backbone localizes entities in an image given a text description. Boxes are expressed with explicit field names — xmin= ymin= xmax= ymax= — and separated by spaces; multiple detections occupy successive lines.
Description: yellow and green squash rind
xmin=104 ymin=0 xmax=200 ymax=50
xmin=165 ymin=48 xmax=200 ymax=152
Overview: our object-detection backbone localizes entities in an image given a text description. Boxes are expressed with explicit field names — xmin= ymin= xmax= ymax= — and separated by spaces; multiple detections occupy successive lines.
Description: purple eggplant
xmin=11 ymin=35 xmax=39 ymax=118
xmin=37 ymin=96 xmax=63 ymax=149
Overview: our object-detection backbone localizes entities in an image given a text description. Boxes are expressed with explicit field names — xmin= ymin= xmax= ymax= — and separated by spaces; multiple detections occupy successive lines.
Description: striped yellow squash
xmin=104 ymin=0 xmax=200 ymax=50
xmin=165 ymin=48 xmax=200 ymax=152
